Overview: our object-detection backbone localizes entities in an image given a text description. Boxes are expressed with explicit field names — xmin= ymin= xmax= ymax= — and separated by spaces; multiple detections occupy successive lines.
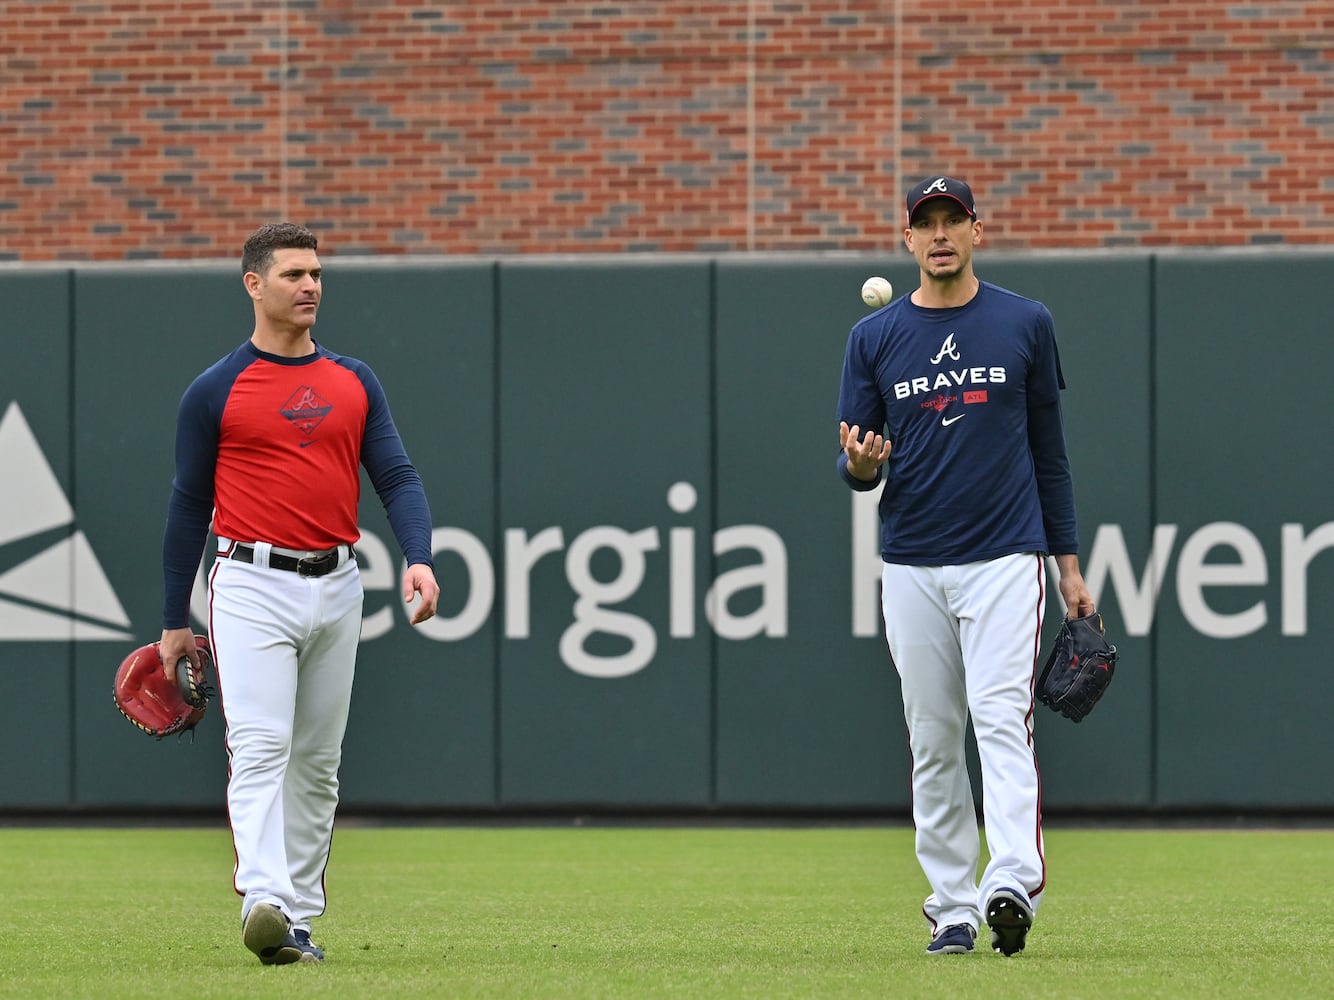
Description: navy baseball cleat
xmin=986 ymin=887 xmax=1034 ymax=956
xmin=242 ymin=902 xmax=303 ymax=965
xmin=925 ymin=923 xmax=976 ymax=955
xmin=293 ymin=927 xmax=325 ymax=963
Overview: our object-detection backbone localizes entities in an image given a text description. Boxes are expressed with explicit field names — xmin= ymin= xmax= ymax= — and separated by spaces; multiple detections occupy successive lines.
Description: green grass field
xmin=2 ymin=824 xmax=1330 ymax=998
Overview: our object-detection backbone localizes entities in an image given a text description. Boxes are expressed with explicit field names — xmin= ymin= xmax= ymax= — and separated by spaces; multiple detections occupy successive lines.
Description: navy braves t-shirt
xmin=836 ymin=280 xmax=1078 ymax=565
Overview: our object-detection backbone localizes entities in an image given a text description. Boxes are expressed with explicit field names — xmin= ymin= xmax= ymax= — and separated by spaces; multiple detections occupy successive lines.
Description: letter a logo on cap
xmin=906 ymin=176 xmax=977 ymax=223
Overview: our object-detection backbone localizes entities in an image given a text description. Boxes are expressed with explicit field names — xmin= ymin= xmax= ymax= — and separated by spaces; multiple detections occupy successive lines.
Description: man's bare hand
xmin=840 ymin=421 xmax=892 ymax=480
xmin=403 ymin=563 xmax=440 ymax=625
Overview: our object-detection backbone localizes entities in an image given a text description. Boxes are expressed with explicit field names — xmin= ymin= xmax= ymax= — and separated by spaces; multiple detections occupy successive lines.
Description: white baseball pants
xmin=208 ymin=545 xmax=363 ymax=928
xmin=881 ymin=553 xmax=1047 ymax=933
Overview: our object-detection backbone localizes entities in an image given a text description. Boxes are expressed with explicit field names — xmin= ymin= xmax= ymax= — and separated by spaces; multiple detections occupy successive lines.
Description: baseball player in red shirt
xmin=159 ymin=222 xmax=440 ymax=965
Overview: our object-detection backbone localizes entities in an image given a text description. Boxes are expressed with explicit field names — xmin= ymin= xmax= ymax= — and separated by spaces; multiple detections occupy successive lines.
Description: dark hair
xmin=241 ymin=222 xmax=318 ymax=276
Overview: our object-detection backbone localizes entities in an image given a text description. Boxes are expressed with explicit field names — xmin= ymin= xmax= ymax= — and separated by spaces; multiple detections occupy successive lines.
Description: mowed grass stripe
xmin=0 ymin=827 xmax=1330 ymax=998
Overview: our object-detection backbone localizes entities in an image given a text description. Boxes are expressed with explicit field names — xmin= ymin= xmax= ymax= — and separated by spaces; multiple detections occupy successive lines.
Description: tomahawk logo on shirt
xmin=930 ymin=334 xmax=961 ymax=365
xmin=280 ymin=386 xmax=333 ymax=434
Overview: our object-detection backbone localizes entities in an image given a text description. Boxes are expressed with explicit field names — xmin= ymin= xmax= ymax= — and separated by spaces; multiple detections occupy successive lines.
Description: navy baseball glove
xmin=1036 ymin=611 xmax=1118 ymax=723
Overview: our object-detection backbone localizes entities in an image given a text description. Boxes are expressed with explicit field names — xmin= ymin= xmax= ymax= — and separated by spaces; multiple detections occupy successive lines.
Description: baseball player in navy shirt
xmin=159 ymin=222 xmax=440 ymax=965
xmin=836 ymin=177 xmax=1093 ymax=957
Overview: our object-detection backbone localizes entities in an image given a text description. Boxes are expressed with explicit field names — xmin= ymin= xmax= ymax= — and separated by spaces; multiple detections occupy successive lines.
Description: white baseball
xmin=861 ymin=276 xmax=893 ymax=308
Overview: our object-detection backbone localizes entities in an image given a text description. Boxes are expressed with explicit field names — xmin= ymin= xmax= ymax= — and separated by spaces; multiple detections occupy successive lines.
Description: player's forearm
xmin=379 ymin=473 xmax=435 ymax=568
xmin=161 ymin=487 xmax=212 ymax=629
xmin=1052 ymin=553 xmax=1081 ymax=577
xmin=1028 ymin=399 xmax=1078 ymax=552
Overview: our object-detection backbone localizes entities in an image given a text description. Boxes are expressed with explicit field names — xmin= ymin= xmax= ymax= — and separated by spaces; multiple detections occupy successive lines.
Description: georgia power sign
xmin=4 ymin=400 xmax=1330 ymax=664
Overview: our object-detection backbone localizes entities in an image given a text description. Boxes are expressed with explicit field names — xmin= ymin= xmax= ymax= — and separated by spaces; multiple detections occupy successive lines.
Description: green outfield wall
xmin=1 ymin=251 xmax=1328 ymax=814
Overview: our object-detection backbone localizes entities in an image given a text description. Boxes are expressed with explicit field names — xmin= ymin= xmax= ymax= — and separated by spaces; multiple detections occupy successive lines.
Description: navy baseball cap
xmin=906 ymin=176 xmax=977 ymax=223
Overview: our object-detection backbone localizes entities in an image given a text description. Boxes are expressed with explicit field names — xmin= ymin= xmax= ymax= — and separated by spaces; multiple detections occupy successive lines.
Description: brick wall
xmin=1 ymin=1 xmax=1330 ymax=260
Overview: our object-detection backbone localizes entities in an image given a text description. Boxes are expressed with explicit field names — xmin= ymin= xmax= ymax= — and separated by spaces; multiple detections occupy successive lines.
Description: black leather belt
xmin=226 ymin=543 xmax=344 ymax=578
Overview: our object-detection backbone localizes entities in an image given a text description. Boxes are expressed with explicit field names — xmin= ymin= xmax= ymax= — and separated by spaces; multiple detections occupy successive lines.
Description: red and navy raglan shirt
xmin=161 ymin=340 xmax=434 ymax=629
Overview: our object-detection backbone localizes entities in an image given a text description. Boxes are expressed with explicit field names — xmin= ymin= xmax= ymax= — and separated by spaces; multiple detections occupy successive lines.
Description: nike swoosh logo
xmin=299 ymin=440 xmax=315 ymax=448
xmin=941 ymin=414 xmax=965 ymax=426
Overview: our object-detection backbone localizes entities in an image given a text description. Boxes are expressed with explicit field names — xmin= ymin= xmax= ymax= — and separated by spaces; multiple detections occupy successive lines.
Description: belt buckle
xmin=297 ymin=549 xmax=335 ymax=577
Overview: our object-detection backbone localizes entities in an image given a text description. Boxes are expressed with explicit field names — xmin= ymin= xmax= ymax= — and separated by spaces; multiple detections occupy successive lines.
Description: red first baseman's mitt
xmin=113 ymin=635 xmax=214 ymax=740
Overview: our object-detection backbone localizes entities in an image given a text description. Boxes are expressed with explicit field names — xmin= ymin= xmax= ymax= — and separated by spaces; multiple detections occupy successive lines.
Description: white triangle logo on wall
xmin=0 ymin=401 xmax=134 ymax=641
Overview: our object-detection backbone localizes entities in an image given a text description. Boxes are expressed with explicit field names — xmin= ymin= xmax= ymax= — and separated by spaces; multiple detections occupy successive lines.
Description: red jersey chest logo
xmin=280 ymin=385 xmax=333 ymax=435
